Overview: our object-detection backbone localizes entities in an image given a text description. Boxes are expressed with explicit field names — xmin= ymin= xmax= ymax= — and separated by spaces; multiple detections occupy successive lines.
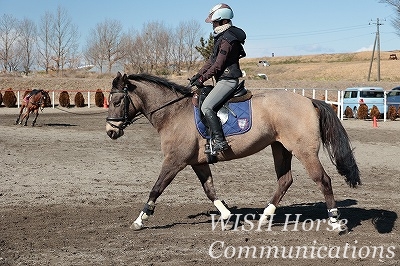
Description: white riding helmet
xmin=205 ymin=3 xmax=234 ymax=23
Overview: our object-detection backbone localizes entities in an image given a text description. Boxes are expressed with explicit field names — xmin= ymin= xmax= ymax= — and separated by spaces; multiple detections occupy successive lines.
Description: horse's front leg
xmin=192 ymin=164 xmax=231 ymax=220
xmin=131 ymin=158 xmax=187 ymax=230
xmin=15 ymin=107 xmax=24 ymax=125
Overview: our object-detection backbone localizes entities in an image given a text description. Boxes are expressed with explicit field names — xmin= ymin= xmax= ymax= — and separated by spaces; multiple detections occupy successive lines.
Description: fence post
xmin=340 ymin=91 xmax=344 ymax=121
xmin=17 ymin=91 xmax=20 ymax=108
xmin=337 ymin=90 xmax=341 ymax=118
xmin=383 ymin=92 xmax=387 ymax=122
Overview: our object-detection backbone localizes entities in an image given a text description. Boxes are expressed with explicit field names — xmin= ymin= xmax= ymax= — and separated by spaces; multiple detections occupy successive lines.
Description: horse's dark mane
xmin=127 ymin=73 xmax=192 ymax=96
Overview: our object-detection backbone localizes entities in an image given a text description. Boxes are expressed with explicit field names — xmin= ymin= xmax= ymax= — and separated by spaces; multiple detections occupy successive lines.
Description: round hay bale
xmin=370 ymin=105 xmax=380 ymax=119
xmin=344 ymin=106 xmax=354 ymax=118
xmin=95 ymin=89 xmax=105 ymax=107
xmin=59 ymin=91 xmax=70 ymax=107
xmin=3 ymin=88 xmax=17 ymax=107
xmin=388 ymin=105 xmax=397 ymax=121
xmin=331 ymin=104 xmax=338 ymax=114
xmin=357 ymin=104 xmax=368 ymax=120
xmin=74 ymin=92 xmax=85 ymax=107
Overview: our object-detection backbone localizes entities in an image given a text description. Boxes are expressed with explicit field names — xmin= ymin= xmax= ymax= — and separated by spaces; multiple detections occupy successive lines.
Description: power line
xmin=247 ymin=24 xmax=371 ymax=40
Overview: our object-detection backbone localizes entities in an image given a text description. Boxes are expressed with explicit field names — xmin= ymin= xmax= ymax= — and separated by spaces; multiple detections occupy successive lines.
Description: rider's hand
xmin=192 ymin=78 xmax=203 ymax=88
xmin=189 ymin=74 xmax=201 ymax=86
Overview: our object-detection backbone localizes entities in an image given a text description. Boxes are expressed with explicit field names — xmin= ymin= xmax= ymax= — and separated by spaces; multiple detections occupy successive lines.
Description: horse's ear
xmin=116 ymin=72 xmax=122 ymax=78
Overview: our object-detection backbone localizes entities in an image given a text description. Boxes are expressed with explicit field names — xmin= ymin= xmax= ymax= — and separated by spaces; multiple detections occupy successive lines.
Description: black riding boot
xmin=203 ymin=110 xmax=229 ymax=153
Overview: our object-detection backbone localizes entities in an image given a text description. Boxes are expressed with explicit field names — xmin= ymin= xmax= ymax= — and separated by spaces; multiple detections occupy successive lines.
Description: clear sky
xmin=1 ymin=0 xmax=399 ymax=58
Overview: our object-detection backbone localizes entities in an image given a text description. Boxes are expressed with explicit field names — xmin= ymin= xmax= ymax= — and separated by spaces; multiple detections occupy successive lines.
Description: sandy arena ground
xmin=0 ymin=99 xmax=399 ymax=265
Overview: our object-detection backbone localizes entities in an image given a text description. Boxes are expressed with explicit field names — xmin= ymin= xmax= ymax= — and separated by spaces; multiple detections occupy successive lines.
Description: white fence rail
xmin=253 ymin=87 xmax=394 ymax=122
xmin=4 ymin=88 xmax=397 ymax=122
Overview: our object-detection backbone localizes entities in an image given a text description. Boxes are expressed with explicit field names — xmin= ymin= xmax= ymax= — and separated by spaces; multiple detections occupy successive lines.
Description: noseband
xmin=106 ymin=87 xmax=138 ymax=130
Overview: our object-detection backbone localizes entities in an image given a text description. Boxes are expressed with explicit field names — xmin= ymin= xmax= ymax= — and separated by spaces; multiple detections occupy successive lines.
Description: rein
xmin=106 ymin=86 xmax=192 ymax=130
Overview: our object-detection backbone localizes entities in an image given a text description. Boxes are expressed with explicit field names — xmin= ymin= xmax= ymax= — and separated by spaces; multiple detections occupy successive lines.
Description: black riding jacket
xmin=199 ymin=26 xmax=246 ymax=82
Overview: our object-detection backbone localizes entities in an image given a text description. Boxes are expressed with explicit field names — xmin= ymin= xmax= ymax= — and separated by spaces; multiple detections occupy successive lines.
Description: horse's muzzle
xmin=106 ymin=123 xmax=124 ymax=139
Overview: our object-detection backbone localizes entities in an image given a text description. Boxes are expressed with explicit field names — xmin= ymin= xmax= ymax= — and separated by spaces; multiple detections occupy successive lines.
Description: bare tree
xmin=37 ymin=12 xmax=53 ymax=73
xmin=380 ymin=0 xmax=400 ymax=35
xmin=181 ymin=20 xmax=202 ymax=71
xmin=122 ymin=20 xmax=204 ymax=75
xmin=0 ymin=14 xmax=20 ymax=72
xmin=124 ymin=30 xmax=146 ymax=74
xmin=139 ymin=22 xmax=171 ymax=73
xmin=19 ymin=18 xmax=37 ymax=75
xmin=48 ymin=5 xmax=79 ymax=74
xmin=84 ymin=19 xmax=125 ymax=73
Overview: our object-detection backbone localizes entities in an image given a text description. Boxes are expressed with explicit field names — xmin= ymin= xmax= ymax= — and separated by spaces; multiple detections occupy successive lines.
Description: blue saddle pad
xmin=194 ymin=99 xmax=252 ymax=139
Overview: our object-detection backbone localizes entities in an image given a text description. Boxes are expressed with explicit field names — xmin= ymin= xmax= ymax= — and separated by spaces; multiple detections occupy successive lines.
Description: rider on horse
xmin=190 ymin=3 xmax=246 ymax=153
xmin=24 ymin=89 xmax=41 ymax=103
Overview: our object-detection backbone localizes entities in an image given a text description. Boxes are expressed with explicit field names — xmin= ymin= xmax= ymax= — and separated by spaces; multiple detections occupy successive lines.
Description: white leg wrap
xmin=328 ymin=208 xmax=339 ymax=223
xmin=131 ymin=211 xmax=145 ymax=230
xmin=259 ymin=204 xmax=276 ymax=225
xmin=214 ymin=200 xmax=231 ymax=220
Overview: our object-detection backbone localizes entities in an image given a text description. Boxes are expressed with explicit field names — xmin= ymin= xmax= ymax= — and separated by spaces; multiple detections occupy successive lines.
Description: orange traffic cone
xmin=373 ymin=116 xmax=378 ymax=128
xmin=103 ymin=97 xmax=108 ymax=109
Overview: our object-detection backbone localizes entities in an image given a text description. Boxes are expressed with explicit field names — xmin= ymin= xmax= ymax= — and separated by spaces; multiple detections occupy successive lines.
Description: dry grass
xmin=1 ymin=51 xmax=400 ymax=95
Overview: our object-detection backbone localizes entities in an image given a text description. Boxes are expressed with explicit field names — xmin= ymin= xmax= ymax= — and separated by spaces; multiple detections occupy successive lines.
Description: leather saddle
xmin=192 ymin=80 xmax=252 ymax=109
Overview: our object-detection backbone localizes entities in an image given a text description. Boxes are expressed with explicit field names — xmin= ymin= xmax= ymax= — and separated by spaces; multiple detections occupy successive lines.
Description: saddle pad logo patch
xmin=237 ymin=118 xmax=249 ymax=130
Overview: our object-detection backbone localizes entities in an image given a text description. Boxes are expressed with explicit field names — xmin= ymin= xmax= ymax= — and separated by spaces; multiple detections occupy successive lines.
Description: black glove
xmin=192 ymin=78 xmax=203 ymax=87
xmin=189 ymin=73 xmax=201 ymax=86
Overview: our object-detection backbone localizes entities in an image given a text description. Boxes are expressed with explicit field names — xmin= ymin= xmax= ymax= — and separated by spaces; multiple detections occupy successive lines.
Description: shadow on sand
xmin=151 ymin=199 xmax=397 ymax=234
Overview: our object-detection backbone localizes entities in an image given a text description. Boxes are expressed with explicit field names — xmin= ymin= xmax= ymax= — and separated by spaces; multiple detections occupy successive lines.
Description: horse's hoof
xmin=258 ymin=215 xmax=271 ymax=227
xmin=330 ymin=221 xmax=349 ymax=235
xmin=130 ymin=221 xmax=143 ymax=230
xmin=221 ymin=219 xmax=234 ymax=231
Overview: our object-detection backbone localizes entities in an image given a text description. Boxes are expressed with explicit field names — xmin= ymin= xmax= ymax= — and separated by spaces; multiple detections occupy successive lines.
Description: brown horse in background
xmin=106 ymin=72 xmax=360 ymax=231
xmin=15 ymin=89 xmax=50 ymax=126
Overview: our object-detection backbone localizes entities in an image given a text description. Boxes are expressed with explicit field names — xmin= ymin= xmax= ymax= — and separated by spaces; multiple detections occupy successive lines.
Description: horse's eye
xmin=114 ymin=101 xmax=121 ymax=107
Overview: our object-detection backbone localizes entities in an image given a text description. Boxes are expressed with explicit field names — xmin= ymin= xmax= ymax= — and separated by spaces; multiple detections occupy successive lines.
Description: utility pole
xmin=368 ymin=18 xmax=383 ymax=81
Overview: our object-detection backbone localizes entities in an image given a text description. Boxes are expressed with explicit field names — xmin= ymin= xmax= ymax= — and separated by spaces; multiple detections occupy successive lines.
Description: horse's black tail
xmin=311 ymin=99 xmax=361 ymax=188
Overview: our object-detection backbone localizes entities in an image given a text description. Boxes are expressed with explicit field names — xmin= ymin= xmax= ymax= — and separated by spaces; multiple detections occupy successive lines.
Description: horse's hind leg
xmin=295 ymin=147 xmax=343 ymax=229
xmin=192 ymin=164 xmax=231 ymax=220
xmin=259 ymin=142 xmax=293 ymax=224
xmin=32 ymin=110 xmax=39 ymax=126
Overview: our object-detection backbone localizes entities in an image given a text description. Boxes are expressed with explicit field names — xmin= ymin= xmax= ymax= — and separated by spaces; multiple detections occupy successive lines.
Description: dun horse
xmin=16 ymin=89 xmax=50 ymax=126
xmin=106 ymin=72 xmax=360 ymax=231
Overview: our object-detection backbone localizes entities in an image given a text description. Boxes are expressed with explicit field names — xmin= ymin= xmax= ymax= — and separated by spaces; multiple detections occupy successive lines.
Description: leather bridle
xmin=106 ymin=87 xmax=139 ymax=130
xmin=106 ymin=86 xmax=192 ymax=130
